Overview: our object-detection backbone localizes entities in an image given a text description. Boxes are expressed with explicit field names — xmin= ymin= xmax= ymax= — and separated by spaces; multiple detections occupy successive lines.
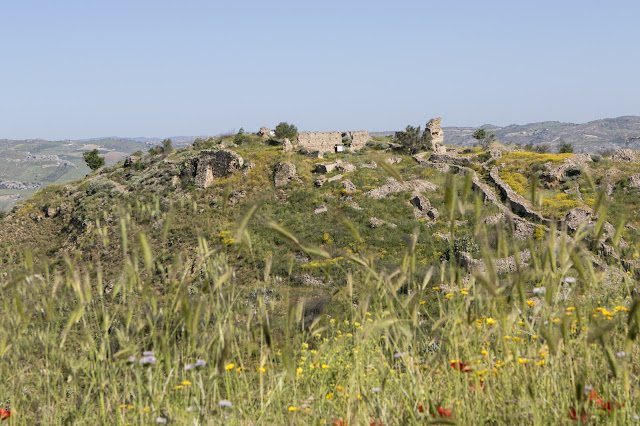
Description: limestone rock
xmin=564 ymin=207 xmax=594 ymax=231
xmin=314 ymin=205 xmax=328 ymax=214
xmin=425 ymin=117 xmax=447 ymax=154
xmin=612 ymin=149 xmax=637 ymax=162
xmin=274 ymin=162 xmax=301 ymax=188
xmin=314 ymin=176 xmax=327 ymax=187
xmin=341 ymin=196 xmax=362 ymax=210
xmin=258 ymin=127 xmax=271 ymax=139
xmin=361 ymin=160 xmax=377 ymax=169
xmin=385 ymin=157 xmax=402 ymax=165
xmin=194 ymin=150 xmax=244 ymax=189
xmin=366 ymin=178 xmax=438 ymax=199
xmin=316 ymin=163 xmax=336 ymax=174
xmin=327 ymin=174 xmax=343 ymax=183
xmin=342 ymin=179 xmax=357 ymax=194
xmin=282 ymin=138 xmax=293 ymax=152
xmin=336 ymin=162 xmax=356 ymax=173
xmin=432 ymin=232 xmax=450 ymax=242
xmin=298 ymin=274 xmax=325 ymax=286
xmin=427 ymin=208 xmax=439 ymax=220
xmin=629 ymin=174 xmax=640 ymax=188
xmin=369 ymin=217 xmax=385 ymax=228
xmin=300 ymin=149 xmax=324 ymax=159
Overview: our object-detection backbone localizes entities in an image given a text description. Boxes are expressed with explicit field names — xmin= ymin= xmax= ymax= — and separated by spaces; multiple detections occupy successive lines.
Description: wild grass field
xmin=1 ymin=137 xmax=639 ymax=425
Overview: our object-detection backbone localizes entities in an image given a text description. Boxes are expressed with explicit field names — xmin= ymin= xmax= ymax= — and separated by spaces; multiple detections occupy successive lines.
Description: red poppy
xmin=437 ymin=407 xmax=452 ymax=417
xmin=333 ymin=420 xmax=346 ymax=426
xmin=587 ymin=389 xmax=598 ymax=401
xmin=450 ymin=361 xmax=471 ymax=373
xmin=569 ymin=407 xmax=588 ymax=422
xmin=0 ymin=408 xmax=10 ymax=421
xmin=370 ymin=421 xmax=383 ymax=426
xmin=417 ymin=404 xmax=425 ymax=413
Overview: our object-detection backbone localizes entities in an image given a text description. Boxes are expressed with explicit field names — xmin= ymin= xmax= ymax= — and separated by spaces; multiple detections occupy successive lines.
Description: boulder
xmin=314 ymin=205 xmax=328 ymax=214
xmin=194 ymin=150 xmax=244 ymax=188
xmin=369 ymin=217 xmax=385 ymax=228
xmin=282 ymin=138 xmax=293 ymax=152
xmin=385 ymin=157 xmax=402 ymax=165
xmin=274 ymin=162 xmax=301 ymax=188
xmin=316 ymin=163 xmax=336 ymax=174
xmin=314 ymin=176 xmax=327 ymax=187
xmin=258 ymin=127 xmax=271 ymax=139
xmin=342 ymin=179 xmax=357 ymax=194
xmin=361 ymin=160 xmax=377 ymax=169
xmin=336 ymin=162 xmax=356 ymax=173
xmin=564 ymin=207 xmax=594 ymax=231
xmin=327 ymin=174 xmax=343 ymax=183
xmin=427 ymin=208 xmax=439 ymax=220
xmin=629 ymin=174 xmax=640 ymax=189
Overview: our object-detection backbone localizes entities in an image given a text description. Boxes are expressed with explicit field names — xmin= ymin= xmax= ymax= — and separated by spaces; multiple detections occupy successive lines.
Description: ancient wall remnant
xmin=425 ymin=118 xmax=447 ymax=153
xmin=194 ymin=149 xmax=244 ymax=188
xmin=297 ymin=130 xmax=370 ymax=153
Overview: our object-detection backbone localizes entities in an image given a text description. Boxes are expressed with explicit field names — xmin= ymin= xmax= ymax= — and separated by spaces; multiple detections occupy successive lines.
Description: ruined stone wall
xmin=194 ymin=149 xmax=244 ymax=188
xmin=297 ymin=131 xmax=370 ymax=153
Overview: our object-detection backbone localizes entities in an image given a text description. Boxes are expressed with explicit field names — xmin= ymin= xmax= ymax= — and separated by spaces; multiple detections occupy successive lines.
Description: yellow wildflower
xmin=225 ymin=363 xmax=235 ymax=371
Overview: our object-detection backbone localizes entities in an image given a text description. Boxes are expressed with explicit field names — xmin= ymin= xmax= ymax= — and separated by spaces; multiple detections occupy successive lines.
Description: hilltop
xmin=1 ymin=127 xmax=640 ymax=424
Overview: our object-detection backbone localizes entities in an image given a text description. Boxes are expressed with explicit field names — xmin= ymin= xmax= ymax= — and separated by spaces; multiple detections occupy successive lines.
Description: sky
xmin=1 ymin=0 xmax=639 ymax=140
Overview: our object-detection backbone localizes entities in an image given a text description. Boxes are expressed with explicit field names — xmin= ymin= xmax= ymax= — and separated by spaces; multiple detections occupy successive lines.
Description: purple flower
xmin=218 ymin=399 xmax=233 ymax=407
xmin=393 ymin=352 xmax=407 ymax=359
xmin=139 ymin=356 xmax=157 ymax=365
xmin=143 ymin=350 xmax=155 ymax=356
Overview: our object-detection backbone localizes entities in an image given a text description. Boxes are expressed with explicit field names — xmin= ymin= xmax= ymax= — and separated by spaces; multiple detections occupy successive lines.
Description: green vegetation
xmin=274 ymin=122 xmax=298 ymax=140
xmin=559 ymin=142 xmax=574 ymax=154
xmin=394 ymin=125 xmax=432 ymax=154
xmin=1 ymin=137 xmax=640 ymax=424
xmin=472 ymin=128 xmax=496 ymax=150
xmin=82 ymin=148 xmax=105 ymax=170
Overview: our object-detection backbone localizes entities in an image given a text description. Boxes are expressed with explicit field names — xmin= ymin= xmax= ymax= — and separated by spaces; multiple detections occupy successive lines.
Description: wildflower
xmin=565 ymin=277 xmax=577 ymax=284
xmin=532 ymin=286 xmax=546 ymax=295
xmin=181 ymin=380 xmax=192 ymax=386
xmin=486 ymin=318 xmax=496 ymax=325
xmin=526 ymin=300 xmax=535 ymax=307
xmin=354 ymin=322 xmax=361 ymax=327
xmin=437 ymin=407 xmax=452 ymax=417
xmin=616 ymin=351 xmax=626 ymax=358
xmin=531 ymin=335 xmax=538 ymax=339
xmin=321 ymin=364 xmax=330 ymax=369
xmin=326 ymin=393 xmax=333 ymax=400
xmin=569 ymin=407 xmax=588 ymax=422
xmin=236 ymin=366 xmax=246 ymax=372
xmin=450 ymin=360 xmax=471 ymax=373
xmin=173 ymin=385 xmax=183 ymax=390
xmin=143 ymin=350 xmax=155 ymax=356
xmin=518 ymin=358 xmax=530 ymax=364
xmin=393 ymin=352 xmax=406 ymax=359
xmin=481 ymin=350 xmax=488 ymax=357
xmin=155 ymin=418 xmax=167 ymax=424
xmin=419 ymin=300 xmax=426 ymax=305
xmin=218 ymin=400 xmax=232 ymax=407
xmin=0 ymin=409 xmax=10 ymax=421
xmin=330 ymin=319 xmax=335 ymax=324
xmin=143 ymin=406 xmax=151 ymax=413
xmin=139 ymin=356 xmax=156 ymax=365
xmin=445 ymin=293 xmax=454 ymax=299
xmin=184 ymin=359 xmax=206 ymax=371
xmin=127 ymin=356 xmax=137 ymax=363
xmin=536 ymin=360 xmax=545 ymax=366
xmin=432 ymin=286 xmax=440 ymax=290
xmin=335 ymin=385 xmax=345 ymax=392
xmin=258 ymin=366 xmax=267 ymax=373
xmin=332 ymin=420 xmax=346 ymax=426
xmin=224 ymin=363 xmax=235 ymax=371
xmin=371 ymin=387 xmax=383 ymax=393
xmin=288 ymin=406 xmax=297 ymax=412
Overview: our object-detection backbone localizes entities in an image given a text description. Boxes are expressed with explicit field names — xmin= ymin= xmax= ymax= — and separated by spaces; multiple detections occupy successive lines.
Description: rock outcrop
xmin=489 ymin=167 xmax=549 ymax=224
xmin=629 ymin=174 xmax=640 ymax=189
xmin=612 ymin=149 xmax=637 ymax=162
xmin=258 ymin=127 xmax=271 ymax=139
xmin=282 ymin=138 xmax=293 ymax=152
xmin=365 ymin=178 xmax=438 ymax=199
xmin=194 ymin=150 xmax=244 ymax=188
xmin=342 ymin=179 xmax=357 ymax=194
xmin=425 ymin=118 xmax=447 ymax=154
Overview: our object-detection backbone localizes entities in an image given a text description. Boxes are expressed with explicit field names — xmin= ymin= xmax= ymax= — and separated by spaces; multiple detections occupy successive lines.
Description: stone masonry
xmin=194 ymin=150 xmax=244 ymax=188
xmin=425 ymin=118 xmax=447 ymax=154
xmin=297 ymin=131 xmax=370 ymax=153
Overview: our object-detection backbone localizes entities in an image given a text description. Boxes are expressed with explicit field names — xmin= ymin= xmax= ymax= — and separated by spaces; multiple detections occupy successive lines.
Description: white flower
xmin=143 ymin=350 xmax=155 ymax=356
xmin=127 ymin=356 xmax=137 ymax=363
xmin=139 ymin=356 xmax=157 ymax=365
xmin=195 ymin=359 xmax=206 ymax=368
xmin=218 ymin=399 xmax=233 ymax=407
xmin=533 ymin=287 xmax=546 ymax=295
xmin=616 ymin=351 xmax=626 ymax=358
xmin=371 ymin=387 xmax=383 ymax=393
xmin=564 ymin=277 xmax=577 ymax=284
xmin=154 ymin=417 xmax=167 ymax=423
xmin=393 ymin=352 xmax=406 ymax=359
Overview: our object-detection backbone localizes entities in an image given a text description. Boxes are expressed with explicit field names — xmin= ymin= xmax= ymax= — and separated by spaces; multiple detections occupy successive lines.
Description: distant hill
xmin=443 ymin=116 xmax=640 ymax=153
xmin=374 ymin=116 xmax=640 ymax=153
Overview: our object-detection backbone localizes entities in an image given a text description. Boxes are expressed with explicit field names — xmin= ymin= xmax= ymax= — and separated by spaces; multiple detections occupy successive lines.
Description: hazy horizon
xmin=2 ymin=0 xmax=639 ymax=140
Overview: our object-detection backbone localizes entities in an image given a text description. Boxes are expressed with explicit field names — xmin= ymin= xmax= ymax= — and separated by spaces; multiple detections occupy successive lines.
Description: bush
xmin=558 ymin=142 xmax=574 ymax=153
xmin=162 ymin=138 xmax=173 ymax=154
xmin=82 ymin=149 xmax=105 ymax=170
xmin=395 ymin=125 xmax=432 ymax=154
xmin=234 ymin=128 xmax=250 ymax=145
xmin=274 ymin=122 xmax=298 ymax=140
xmin=472 ymin=128 xmax=496 ymax=150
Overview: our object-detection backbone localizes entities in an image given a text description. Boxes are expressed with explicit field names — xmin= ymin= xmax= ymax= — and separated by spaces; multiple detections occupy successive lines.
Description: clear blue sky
xmin=1 ymin=0 xmax=639 ymax=140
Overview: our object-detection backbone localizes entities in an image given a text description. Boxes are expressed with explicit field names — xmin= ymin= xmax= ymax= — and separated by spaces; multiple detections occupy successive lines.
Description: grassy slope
xmin=0 ymin=138 xmax=639 ymax=424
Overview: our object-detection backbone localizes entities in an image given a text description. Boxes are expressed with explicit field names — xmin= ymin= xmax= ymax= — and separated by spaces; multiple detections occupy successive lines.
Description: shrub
xmin=162 ymin=138 xmax=173 ymax=153
xmin=395 ymin=125 xmax=432 ymax=154
xmin=274 ymin=122 xmax=298 ymax=140
xmin=82 ymin=149 xmax=105 ymax=170
xmin=558 ymin=142 xmax=574 ymax=153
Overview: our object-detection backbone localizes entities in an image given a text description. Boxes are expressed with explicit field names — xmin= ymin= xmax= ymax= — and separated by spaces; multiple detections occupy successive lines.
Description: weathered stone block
xmin=194 ymin=150 xmax=244 ymax=188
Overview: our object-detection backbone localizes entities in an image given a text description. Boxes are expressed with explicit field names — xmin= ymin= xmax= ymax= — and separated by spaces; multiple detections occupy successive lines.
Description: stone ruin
xmin=257 ymin=127 xmax=272 ymax=139
xmin=194 ymin=149 xmax=244 ymax=188
xmin=425 ymin=117 xmax=447 ymax=154
xmin=297 ymin=131 xmax=370 ymax=153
